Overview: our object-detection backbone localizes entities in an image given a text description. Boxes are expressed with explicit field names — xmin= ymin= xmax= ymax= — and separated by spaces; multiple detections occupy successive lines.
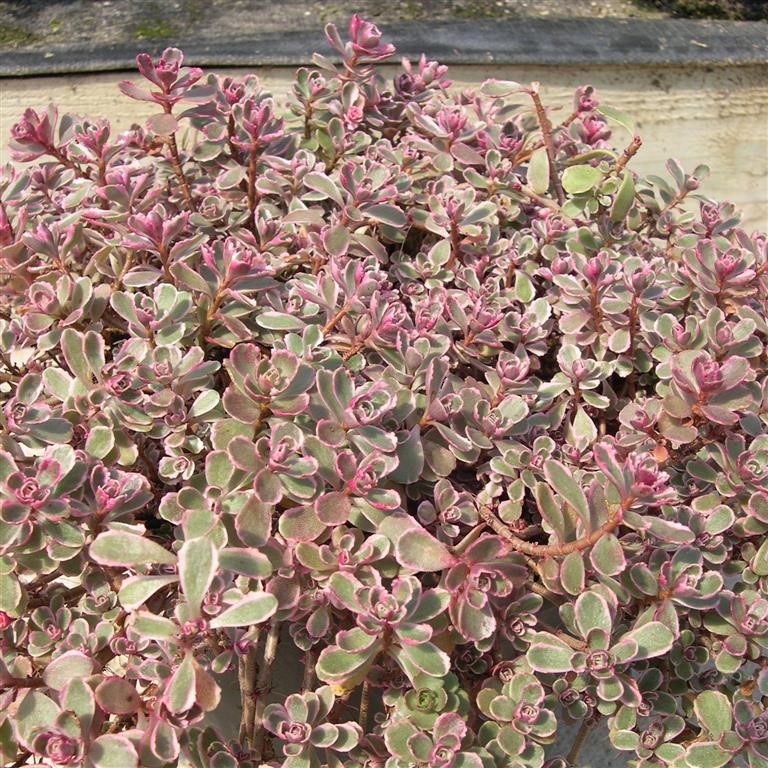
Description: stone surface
xmin=0 ymin=0 xmax=663 ymax=56
xmin=0 ymin=0 xmax=762 ymax=61
xmin=0 ymin=16 xmax=765 ymax=75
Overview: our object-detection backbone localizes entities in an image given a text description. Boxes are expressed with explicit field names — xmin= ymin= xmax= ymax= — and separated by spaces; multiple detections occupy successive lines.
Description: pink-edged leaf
xmin=165 ymin=654 xmax=196 ymax=715
xmin=613 ymin=621 xmax=674 ymax=662
xmin=315 ymin=491 xmax=351 ymax=526
xmin=43 ymin=651 xmax=96 ymax=690
xmin=90 ymin=530 xmax=177 ymax=567
xmin=194 ymin=662 xmax=221 ymax=712
xmin=146 ymin=113 xmax=180 ymax=135
xmin=87 ymin=734 xmax=139 ymax=768
xmin=379 ymin=515 xmax=455 ymax=571
xmin=279 ymin=503 xmax=326 ymax=542
xmin=95 ymin=677 xmax=142 ymax=715
xmin=179 ymin=536 xmax=218 ymax=619
xmin=118 ymin=80 xmax=154 ymax=102
xmin=526 ymin=632 xmax=576 ymax=673
xmin=209 ymin=592 xmax=278 ymax=628
xmin=254 ymin=468 xmax=283 ymax=504
xmin=544 ymin=459 xmax=590 ymax=527
xmin=219 ymin=547 xmax=273 ymax=578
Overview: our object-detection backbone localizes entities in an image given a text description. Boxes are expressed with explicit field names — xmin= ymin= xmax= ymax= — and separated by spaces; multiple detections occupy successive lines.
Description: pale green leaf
xmin=528 ymin=148 xmax=550 ymax=195
xmin=179 ymin=537 xmax=218 ymax=619
xmin=693 ymin=691 xmax=732 ymax=738
xmin=209 ymin=592 xmax=278 ymax=628
xmin=90 ymin=530 xmax=177 ymax=567
xmin=562 ymin=164 xmax=603 ymax=195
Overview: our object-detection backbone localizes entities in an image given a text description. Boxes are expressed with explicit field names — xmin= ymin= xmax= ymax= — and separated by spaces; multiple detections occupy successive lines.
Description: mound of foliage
xmin=1 ymin=14 xmax=767 ymax=768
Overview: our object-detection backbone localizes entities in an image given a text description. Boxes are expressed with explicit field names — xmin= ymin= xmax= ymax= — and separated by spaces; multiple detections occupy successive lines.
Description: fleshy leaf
xmin=544 ymin=459 xmax=590 ymax=528
xmin=179 ymin=536 xmax=218 ymax=619
xmin=209 ymin=593 xmax=278 ymax=628
xmin=693 ymin=691 xmax=732 ymax=738
xmin=90 ymin=530 xmax=177 ymax=567
xmin=526 ymin=632 xmax=575 ymax=673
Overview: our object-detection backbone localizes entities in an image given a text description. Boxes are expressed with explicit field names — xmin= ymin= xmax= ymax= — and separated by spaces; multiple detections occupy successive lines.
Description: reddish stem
xmin=529 ymin=86 xmax=565 ymax=205
xmin=166 ymin=133 xmax=196 ymax=212
xmin=615 ymin=135 xmax=643 ymax=175
xmin=477 ymin=504 xmax=621 ymax=558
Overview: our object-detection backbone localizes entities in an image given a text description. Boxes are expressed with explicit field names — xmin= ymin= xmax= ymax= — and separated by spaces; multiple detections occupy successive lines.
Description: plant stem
xmin=446 ymin=220 xmax=462 ymax=271
xmin=322 ymin=302 xmax=351 ymax=335
xmin=529 ymin=85 xmax=565 ymax=205
xmin=9 ymin=749 xmax=31 ymax=768
xmin=0 ymin=677 xmax=45 ymax=690
xmin=27 ymin=584 xmax=86 ymax=609
xmin=303 ymin=103 xmax=314 ymax=140
xmin=519 ymin=185 xmax=575 ymax=225
xmin=247 ymin=139 xmax=260 ymax=230
xmin=302 ymin=649 xmax=315 ymax=692
xmin=454 ymin=521 xmax=542 ymax=557
xmin=327 ymin=688 xmax=354 ymax=723
xmin=49 ymin=145 xmax=90 ymax=179
xmin=0 ymin=200 xmax=15 ymax=241
xmin=622 ymin=296 xmax=639 ymax=399
xmin=614 ymin=135 xmax=643 ymax=175
xmin=341 ymin=336 xmax=367 ymax=361
xmin=567 ymin=718 xmax=593 ymax=765
xmin=358 ymin=679 xmax=370 ymax=729
xmin=167 ymin=133 xmax=196 ymax=211
xmin=477 ymin=504 xmax=621 ymax=558
xmin=238 ymin=637 xmax=260 ymax=746
xmin=252 ymin=402 xmax=272 ymax=435
xmin=198 ymin=278 xmax=230 ymax=347
xmin=251 ymin=622 xmax=281 ymax=761
xmin=158 ymin=243 xmax=173 ymax=283
xmin=227 ymin=113 xmax=243 ymax=164
xmin=521 ymin=108 xmax=581 ymax=158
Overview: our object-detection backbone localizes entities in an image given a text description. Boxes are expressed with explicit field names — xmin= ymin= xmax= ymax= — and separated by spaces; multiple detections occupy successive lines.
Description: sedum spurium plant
xmin=1 ymin=13 xmax=767 ymax=768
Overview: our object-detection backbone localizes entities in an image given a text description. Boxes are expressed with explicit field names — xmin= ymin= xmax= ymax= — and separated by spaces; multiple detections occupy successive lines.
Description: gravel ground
xmin=0 ymin=0 xmax=667 ymax=51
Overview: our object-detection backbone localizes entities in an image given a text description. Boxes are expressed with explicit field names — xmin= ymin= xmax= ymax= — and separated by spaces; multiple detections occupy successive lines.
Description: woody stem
xmin=247 ymin=138 xmax=260 ymax=230
xmin=614 ymin=135 xmax=643 ymax=175
xmin=567 ymin=717 xmax=594 ymax=765
xmin=529 ymin=86 xmax=565 ymax=205
xmin=302 ymin=649 xmax=315 ymax=692
xmin=358 ymin=679 xmax=370 ymax=729
xmin=476 ymin=505 xmax=621 ymax=558
xmin=251 ymin=622 xmax=281 ymax=759
xmin=322 ymin=302 xmax=351 ymax=335
xmin=167 ymin=133 xmax=196 ymax=212
xmin=238 ymin=635 xmax=260 ymax=746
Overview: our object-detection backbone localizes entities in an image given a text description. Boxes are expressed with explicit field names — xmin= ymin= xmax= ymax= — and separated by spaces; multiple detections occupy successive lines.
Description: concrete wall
xmin=1 ymin=62 xmax=766 ymax=232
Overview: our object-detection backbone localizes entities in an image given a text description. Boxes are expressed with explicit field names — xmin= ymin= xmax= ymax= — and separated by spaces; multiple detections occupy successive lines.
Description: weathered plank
xmin=1 ymin=63 xmax=765 ymax=231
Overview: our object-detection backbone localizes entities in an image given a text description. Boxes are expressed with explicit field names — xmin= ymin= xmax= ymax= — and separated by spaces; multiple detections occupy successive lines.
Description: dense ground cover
xmin=1 ymin=14 xmax=767 ymax=768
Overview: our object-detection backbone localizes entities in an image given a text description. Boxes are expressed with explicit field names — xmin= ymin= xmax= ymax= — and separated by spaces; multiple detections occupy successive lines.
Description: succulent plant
xmin=1 ymin=12 xmax=767 ymax=768
xmin=263 ymin=686 xmax=361 ymax=768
